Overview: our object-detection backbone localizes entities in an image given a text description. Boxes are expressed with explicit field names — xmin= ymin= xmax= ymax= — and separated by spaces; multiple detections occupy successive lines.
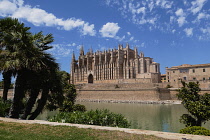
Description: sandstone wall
xmin=76 ymin=88 xmax=161 ymax=101
xmin=1 ymin=86 xmax=210 ymax=102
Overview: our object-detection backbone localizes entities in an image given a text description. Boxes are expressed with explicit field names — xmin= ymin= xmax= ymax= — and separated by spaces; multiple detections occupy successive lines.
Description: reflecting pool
xmin=37 ymin=102 xmax=210 ymax=133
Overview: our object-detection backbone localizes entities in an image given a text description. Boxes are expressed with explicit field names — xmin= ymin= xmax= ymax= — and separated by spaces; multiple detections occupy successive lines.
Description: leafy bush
xmin=73 ymin=104 xmax=86 ymax=112
xmin=59 ymin=100 xmax=73 ymax=112
xmin=177 ymin=81 xmax=210 ymax=127
xmin=180 ymin=126 xmax=210 ymax=136
xmin=0 ymin=97 xmax=12 ymax=117
xmin=59 ymin=102 xmax=86 ymax=112
xmin=48 ymin=109 xmax=130 ymax=128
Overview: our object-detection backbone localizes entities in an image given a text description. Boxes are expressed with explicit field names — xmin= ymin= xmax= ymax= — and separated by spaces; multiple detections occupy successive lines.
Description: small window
xmin=203 ymin=77 xmax=206 ymax=81
xmin=203 ymin=69 xmax=205 ymax=72
xmin=192 ymin=69 xmax=195 ymax=73
xmin=183 ymin=77 xmax=187 ymax=80
xmin=164 ymin=78 xmax=166 ymax=80
xmin=173 ymin=71 xmax=175 ymax=73
xmin=209 ymin=77 xmax=210 ymax=80
xmin=193 ymin=77 xmax=196 ymax=80
xmin=174 ymin=79 xmax=176 ymax=82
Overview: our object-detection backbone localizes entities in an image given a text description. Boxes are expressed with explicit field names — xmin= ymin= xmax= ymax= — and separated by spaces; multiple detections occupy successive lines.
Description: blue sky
xmin=0 ymin=0 xmax=210 ymax=76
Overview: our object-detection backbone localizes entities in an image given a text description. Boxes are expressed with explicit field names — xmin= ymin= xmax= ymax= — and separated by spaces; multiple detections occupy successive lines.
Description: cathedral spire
xmin=126 ymin=43 xmax=129 ymax=49
xmin=140 ymin=52 xmax=144 ymax=58
xmin=80 ymin=46 xmax=84 ymax=56
xmin=71 ymin=51 xmax=75 ymax=65
xmin=134 ymin=47 xmax=138 ymax=59
xmin=72 ymin=51 xmax=75 ymax=60
xmin=89 ymin=46 xmax=93 ymax=54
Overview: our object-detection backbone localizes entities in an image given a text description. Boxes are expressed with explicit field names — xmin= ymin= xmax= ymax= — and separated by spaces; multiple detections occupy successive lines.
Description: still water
xmin=37 ymin=102 xmax=210 ymax=133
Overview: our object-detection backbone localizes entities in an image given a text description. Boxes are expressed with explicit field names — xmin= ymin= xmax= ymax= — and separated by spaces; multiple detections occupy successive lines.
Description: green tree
xmin=177 ymin=81 xmax=210 ymax=127
xmin=0 ymin=17 xmax=30 ymax=102
xmin=46 ymin=71 xmax=77 ymax=113
xmin=20 ymin=32 xmax=59 ymax=120
xmin=0 ymin=17 xmax=62 ymax=119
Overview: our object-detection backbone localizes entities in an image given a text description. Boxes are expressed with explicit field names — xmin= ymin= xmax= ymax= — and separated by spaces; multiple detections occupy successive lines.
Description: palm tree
xmin=0 ymin=17 xmax=31 ymax=103
xmin=2 ymin=71 xmax=12 ymax=101
xmin=21 ymin=32 xmax=60 ymax=119
xmin=28 ymin=69 xmax=64 ymax=120
xmin=0 ymin=18 xmax=61 ymax=119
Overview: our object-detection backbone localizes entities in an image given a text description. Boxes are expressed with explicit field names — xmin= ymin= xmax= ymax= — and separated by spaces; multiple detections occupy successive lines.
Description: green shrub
xmin=59 ymin=100 xmax=73 ymax=112
xmin=73 ymin=104 xmax=86 ymax=112
xmin=48 ymin=109 xmax=130 ymax=128
xmin=0 ymin=97 xmax=12 ymax=117
xmin=180 ymin=126 xmax=210 ymax=136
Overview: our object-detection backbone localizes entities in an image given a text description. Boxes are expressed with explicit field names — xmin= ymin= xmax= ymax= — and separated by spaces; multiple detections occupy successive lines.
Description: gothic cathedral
xmin=70 ymin=44 xmax=161 ymax=84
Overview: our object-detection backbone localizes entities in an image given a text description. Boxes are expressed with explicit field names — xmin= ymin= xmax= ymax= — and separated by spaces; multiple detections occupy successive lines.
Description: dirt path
xmin=0 ymin=117 xmax=209 ymax=140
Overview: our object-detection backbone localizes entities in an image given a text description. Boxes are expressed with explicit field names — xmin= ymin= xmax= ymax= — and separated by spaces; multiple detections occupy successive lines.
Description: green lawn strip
xmin=0 ymin=121 xmax=167 ymax=140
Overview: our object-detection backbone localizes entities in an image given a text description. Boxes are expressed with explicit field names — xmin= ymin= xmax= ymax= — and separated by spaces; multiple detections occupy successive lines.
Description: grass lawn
xmin=0 ymin=121 xmax=167 ymax=140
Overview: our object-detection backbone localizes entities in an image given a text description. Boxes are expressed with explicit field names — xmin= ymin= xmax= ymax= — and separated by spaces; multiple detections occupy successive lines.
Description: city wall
xmin=76 ymin=83 xmax=210 ymax=102
xmin=1 ymin=84 xmax=210 ymax=102
xmin=76 ymin=83 xmax=171 ymax=102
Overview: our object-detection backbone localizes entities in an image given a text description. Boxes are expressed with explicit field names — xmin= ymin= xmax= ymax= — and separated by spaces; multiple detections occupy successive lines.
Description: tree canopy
xmin=0 ymin=17 xmax=64 ymax=119
xmin=177 ymin=81 xmax=210 ymax=127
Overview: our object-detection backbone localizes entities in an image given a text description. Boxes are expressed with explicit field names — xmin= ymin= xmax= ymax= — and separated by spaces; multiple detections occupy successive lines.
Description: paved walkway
xmin=0 ymin=117 xmax=209 ymax=140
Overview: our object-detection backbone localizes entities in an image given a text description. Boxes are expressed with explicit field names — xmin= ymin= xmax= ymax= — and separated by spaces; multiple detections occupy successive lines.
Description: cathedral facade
xmin=70 ymin=44 xmax=161 ymax=84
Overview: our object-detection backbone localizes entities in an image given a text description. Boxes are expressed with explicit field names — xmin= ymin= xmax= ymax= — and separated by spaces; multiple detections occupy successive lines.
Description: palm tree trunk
xmin=9 ymin=70 xmax=26 ymax=118
xmin=28 ymin=88 xmax=49 ymax=120
xmin=2 ymin=71 xmax=12 ymax=101
xmin=21 ymin=88 xmax=40 ymax=119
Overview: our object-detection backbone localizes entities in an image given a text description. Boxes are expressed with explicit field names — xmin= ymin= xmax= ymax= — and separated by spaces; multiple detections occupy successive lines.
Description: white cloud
xmin=115 ymin=35 xmax=125 ymax=42
xmin=148 ymin=1 xmax=154 ymax=11
xmin=172 ymin=29 xmax=176 ymax=33
xmin=196 ymin=12 xmax=210 ymax=20
xmin=0 ymin=0 xmax=96 ymax=36
xmin=197 ymin=12 xmax=205 ymax=20
xmin=66 ymin=43 xmax=77 ymax=47
xmin=136 ymin=7 xmax=146 ymax=14
xmin=140 ymin=43 xmax=145 ymax=48
xmin=127 ymin=32 xmax=131 ymax=36
xmin=175 ymin=9 xmax=184 ymax=17
xmin=15 ymin=0 xmax=24 ymax=7
xmin=177 ymin=17 xmax=186 ymax=27
xmin=183 ymin=0 xmax=188 ymax=6
xmin=99 ymin=22 xmax=120 ymax=38
xmin=81 ymin=23 xmax=96 ymax=36
xmin=0 ymin=0 xmax=17 ymax=16
xmin=57 ymin=18 xmax=84 ymax=30
xmin=170 ymin=16 xmax=175 ymax=23
xmin=190 ymin=0 xmax=207 ymax=15
xmin=155 ymin=0 xmax=173 ymax=9
xmin=129 ymin=36 xmax=134 ymax=41
xmin=49 ymin=44 xmax=72 ymax=57
xmin=105 ymin=0 xmax=210 ymax=40
xmin=184 ymin=28 xmax=193 ymax=36
xmin=200 ymin=27 xmax=210 ymax=34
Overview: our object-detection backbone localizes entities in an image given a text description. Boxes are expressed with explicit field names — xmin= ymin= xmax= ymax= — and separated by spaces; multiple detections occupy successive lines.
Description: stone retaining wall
xmin=76 ymin=88 xmax=171 ymax=101
xmin=1 ymin=86 xmax=210 ymax=102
